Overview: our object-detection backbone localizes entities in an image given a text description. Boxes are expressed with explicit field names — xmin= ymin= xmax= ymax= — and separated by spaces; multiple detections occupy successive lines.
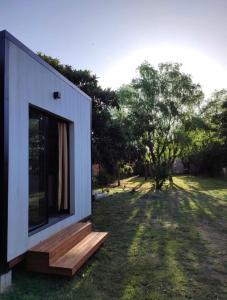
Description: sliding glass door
xmin=29 ymin=109 xmax=48 ymax=230
xmin=29 ymin=107 xmax=69 ymax=232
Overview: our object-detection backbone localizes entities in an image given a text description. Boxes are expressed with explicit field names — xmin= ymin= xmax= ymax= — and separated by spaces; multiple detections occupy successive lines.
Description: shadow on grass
xmin=175 ymin=175 xmax=227 ymax=191
xmin=91 ymin=184 xmax=227 ymax=299
xmin=2 ymin=177 xmax=227 ymax=300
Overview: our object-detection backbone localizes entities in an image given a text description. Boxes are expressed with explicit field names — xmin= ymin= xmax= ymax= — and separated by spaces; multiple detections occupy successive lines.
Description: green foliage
xmin=187 ymin=89 xmax=227 ymax=176
xmin=38 ymin=53 xmax=123 ymax=179
xmin=118 ymin=62 xmax=204 ymax=189
xmin=119 ymin=164 xmax=134 ymax=179
xmin=38 ymin=52 xmax=227 ymax=184
xmin=96 ymin=170 xmax=112 ymax=188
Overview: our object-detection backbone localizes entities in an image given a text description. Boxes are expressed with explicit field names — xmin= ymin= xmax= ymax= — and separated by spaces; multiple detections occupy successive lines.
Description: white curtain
xmin=58 ymin=122 xmax=69 ymax=211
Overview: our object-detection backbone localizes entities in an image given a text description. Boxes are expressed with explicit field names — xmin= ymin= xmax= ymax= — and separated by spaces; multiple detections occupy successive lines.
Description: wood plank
xmin=31 ymin=222 xmax=91 ymax=252
xmin=8 ymin=253 xmax=26 ymax=268
xmin=49 ymin=232 xmax=108 ymax=276
xmin=26 ymin=221 xmax=108 ymax=277
xmin=27 ymin=232 xmax=108 ymax=276
xmin=27 ymin=222 xmax=92 ymax=265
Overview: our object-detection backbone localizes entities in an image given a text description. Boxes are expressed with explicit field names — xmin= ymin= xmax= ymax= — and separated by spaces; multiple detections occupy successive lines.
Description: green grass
xmin=2 ymin=176 xmax=227 ymax=300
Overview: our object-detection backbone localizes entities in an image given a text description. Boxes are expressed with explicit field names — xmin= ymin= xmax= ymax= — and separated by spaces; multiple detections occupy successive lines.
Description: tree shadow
xmin=3 ymin=178 xmax=227 ymax=300
xmin=90 ymin=183 xmax=227 ymax=299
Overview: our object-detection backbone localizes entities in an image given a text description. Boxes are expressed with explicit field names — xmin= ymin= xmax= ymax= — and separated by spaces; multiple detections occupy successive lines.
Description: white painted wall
xmin=7 ymin=41 xmax=91 ymax=261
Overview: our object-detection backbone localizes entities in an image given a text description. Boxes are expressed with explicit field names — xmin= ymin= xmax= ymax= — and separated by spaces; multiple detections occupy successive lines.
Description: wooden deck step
xmin=26 ymin=222 xmax=108 ymax=276
xmin=49 ymin=232 xmax=108 ymax=276
xmin=27 ymin=222 xmax=92 ymax=266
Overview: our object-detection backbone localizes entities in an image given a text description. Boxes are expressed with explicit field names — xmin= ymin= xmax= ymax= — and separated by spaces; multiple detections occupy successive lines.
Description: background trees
xmin=186 ymin=89 xmax=227 ymax=176
xmin=39 ymin=52 xmax=227 ymax=189
xmin=38 ymin=53 xmax=122 ymax=180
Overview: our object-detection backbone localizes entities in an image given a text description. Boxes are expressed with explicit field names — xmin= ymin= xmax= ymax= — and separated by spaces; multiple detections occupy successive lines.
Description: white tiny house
xmin=0 ymin=31 xmax=107 ymax=291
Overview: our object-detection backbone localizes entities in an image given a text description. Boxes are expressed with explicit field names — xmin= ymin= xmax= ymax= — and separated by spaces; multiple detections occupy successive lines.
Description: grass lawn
xmin=2 ymin=176 xmax=227 ymax=300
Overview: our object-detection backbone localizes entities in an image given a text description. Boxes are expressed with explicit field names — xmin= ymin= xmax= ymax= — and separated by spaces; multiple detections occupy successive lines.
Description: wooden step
xmin=27 ymin=222 xmax=92 ymax=267
xmin=49 ymin=232 xmax=108 ymax=276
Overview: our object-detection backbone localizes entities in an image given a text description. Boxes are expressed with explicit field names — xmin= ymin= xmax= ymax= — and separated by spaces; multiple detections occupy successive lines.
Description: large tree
xmin=119 ymin=62 xmax=204 ymax=189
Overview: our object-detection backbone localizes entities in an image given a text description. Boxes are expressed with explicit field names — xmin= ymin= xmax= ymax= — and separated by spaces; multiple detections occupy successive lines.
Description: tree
xmin=38 ymin=53 xmax=120 ymax=174
xmin=187 ymin=89 xmax=227 ymax=176
xmin=119 ymin=62 xmax=204 ymax=189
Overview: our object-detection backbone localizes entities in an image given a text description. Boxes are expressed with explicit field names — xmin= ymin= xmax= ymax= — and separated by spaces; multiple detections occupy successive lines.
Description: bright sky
xmin=1 ymin=0 xmax=227 ymax=97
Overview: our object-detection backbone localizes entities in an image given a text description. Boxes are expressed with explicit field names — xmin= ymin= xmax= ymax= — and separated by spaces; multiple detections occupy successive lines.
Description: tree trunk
xmin=144 ymin=164 xmax=148 ymax=181
xmin=155 ymin=178 xmax=164 ymax=190
xmin=169 ymin=175 xmax=173 ymax=187
xmin=117 ymin=163 xmax=121 ymax=186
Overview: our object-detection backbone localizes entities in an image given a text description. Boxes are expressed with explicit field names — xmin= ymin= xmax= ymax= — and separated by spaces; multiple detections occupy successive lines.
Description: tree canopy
xmin=38 ymin=52 xmax=227 ymax=189
xmin=118 ymin=62 xmax=204 ymax=189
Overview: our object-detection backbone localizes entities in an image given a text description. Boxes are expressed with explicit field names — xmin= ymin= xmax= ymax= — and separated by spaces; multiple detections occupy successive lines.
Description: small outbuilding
xmin=0 ymin=30 xmax=107 ymax=292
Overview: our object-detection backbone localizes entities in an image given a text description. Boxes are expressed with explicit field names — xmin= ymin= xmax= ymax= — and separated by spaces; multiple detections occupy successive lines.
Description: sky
xmin=1 ymin=0 xmax=227 ymax=97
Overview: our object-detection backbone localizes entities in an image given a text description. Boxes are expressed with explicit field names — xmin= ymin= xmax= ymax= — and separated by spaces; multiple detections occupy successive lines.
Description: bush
xmin=120 ymin=164 xmax=134 ymax=179
xmin=93 ymin=170 xmax=115 ymax=188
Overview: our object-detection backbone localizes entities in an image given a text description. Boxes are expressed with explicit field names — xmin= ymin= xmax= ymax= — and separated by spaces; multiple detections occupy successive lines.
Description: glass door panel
xmin=29 ymin=107 xmax=70 ymax=232
xmin=29 ymin=109 xmax=48 ymax=231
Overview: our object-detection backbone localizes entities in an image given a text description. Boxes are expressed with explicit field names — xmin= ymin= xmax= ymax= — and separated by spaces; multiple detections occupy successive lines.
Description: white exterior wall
xmin=7 ymin=41 xmax=91 ymax=261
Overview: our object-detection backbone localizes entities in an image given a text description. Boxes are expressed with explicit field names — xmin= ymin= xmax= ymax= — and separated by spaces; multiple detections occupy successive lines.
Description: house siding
xmin=7 ymin=40 xmax=91 ymax=261
xmin=0 ymin=33 xmax=9 ymax=273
